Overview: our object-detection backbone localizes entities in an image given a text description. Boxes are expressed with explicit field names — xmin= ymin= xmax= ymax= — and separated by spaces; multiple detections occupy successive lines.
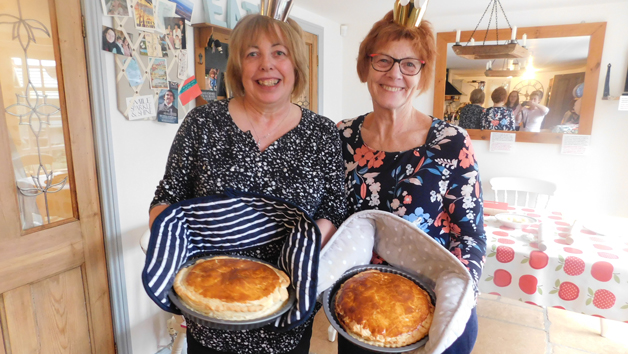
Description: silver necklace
xmin=243 ymin=99 xmax=291 ymax=148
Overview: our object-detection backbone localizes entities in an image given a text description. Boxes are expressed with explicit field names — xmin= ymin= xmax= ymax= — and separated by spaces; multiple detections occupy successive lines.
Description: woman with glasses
xmin=337 ymin=10 xmax=485 ymax=354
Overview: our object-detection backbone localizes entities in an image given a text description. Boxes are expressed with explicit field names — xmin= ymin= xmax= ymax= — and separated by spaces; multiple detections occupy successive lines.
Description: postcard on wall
xmin=157 ymin=81 xmax=179 ymax=124
xmin=179 ymin=75 xmax=201 ymax=105
xmin=101 ymin=0 xmax=131 ymax=17
xmin=170 ymin=0 xmax=194 ymax=22
xmin=125 ymin=57 xmax=144 ymax=87
xmin=140 ymin=33 xmax=157 ymax=57
xmin=177 ymin=50 xmax=188 ymax=79
xmin=489 ymin=132 xmax=516 ymax=153
xmin=134 ymin=0 xmax=155 ymax=31
xmin=159 ymin=34 xmax=170 ymax=57
xmin=561 ymin=134 xmax=591 ymax=156
xmin=164 ymin=17 xmax=186 ymax=50
xmin=141 ymin=33 xmax=168 ymax=57
xmin=150 ymin=58 xmax=168 ymax=89
xmin=154 ymin=0 xmax=177 ymax=33
xmin=126 ymin=95 xmax=156 ymax=120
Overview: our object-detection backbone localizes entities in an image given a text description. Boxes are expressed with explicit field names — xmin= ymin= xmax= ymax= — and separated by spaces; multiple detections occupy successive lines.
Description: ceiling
xmin=296 ymin=0 xmax=623 ymax=25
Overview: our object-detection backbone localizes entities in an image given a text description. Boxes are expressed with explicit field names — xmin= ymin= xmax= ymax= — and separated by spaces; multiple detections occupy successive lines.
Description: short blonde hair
xmin=530 ymin=90 xmax=543 ymax=101
xmin=357 ymin=11 xmax=436 ymax=95
xmin=226 ymin=15 xmax=308 ymax=99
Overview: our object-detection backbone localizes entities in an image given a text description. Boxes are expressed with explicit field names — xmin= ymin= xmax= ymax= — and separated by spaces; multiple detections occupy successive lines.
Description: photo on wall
xmin=206 ymin=68 xmax=219 ymax=91
xmin=101 ymin=0 xmax=131 ymax=16
xmin=102 ymin=26 xmax=132 ymax=57
xmin=157 ymin=81 xmax=179 ymax=124
xmin=164 ymin=17 xmax=186 ymax=50
xmin=170 ymin=0 xmax=194 ymax=22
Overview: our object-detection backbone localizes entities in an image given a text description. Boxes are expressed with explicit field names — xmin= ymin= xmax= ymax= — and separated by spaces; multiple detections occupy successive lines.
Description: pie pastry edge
xmin=334 ymin=270 xmax=435 ymax=348
xmin=173 ymin=256 xmax=291 ymax=321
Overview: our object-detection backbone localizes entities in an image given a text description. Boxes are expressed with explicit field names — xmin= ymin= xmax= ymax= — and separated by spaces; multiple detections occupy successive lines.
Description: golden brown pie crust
xmin=174 ymin=256 xmax=290 ymax=320
xmin=335 ymin=270 xmax=434 ymax=347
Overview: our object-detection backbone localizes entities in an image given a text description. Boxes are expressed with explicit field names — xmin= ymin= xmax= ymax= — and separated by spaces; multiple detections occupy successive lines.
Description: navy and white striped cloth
xmin=142 ymin=189 xmax=321 ymax=331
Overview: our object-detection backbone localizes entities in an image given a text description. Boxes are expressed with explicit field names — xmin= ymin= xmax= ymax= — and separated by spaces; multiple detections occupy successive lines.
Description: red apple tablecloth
xmin=480 ymin=207 xmax=628 ymax=322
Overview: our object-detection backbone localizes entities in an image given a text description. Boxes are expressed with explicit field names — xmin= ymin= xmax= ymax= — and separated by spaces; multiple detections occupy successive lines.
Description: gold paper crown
xmin=260 ymin=0 xmax=295 ymax=22
xmin=393 ymin=0 xmax=429 ymax=28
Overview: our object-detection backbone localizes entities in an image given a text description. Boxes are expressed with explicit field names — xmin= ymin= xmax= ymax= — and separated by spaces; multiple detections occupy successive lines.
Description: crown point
xmin=400 ymin=0 xmax=410 ymax=6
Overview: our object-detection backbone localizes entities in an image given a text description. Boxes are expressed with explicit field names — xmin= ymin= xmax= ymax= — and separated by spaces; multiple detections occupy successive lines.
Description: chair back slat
xmin=489 ymin=177 xmax=557 ymax=209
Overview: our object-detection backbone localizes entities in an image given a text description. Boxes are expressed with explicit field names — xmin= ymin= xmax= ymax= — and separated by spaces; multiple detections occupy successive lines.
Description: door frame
xmin=293 ymin=17 xmax=324 ymax=115
xmin=82 ymin=0 xmax=133 ymax=353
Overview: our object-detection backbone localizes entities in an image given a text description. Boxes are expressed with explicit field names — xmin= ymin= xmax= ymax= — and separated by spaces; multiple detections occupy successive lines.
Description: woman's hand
xmin=149 ymin=204 xmax=169 ymax=229
xmin=316 ymin=219 xmax=337 ymax=248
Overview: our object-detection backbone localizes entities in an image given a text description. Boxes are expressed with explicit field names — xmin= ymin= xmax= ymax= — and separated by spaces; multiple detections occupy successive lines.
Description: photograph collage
xmin=100 ymin=0 xmax=196 ymax=123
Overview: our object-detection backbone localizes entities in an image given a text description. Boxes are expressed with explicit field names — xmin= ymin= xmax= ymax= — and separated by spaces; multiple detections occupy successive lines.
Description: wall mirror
xmin=433 ymin=23 xmax=606 ymax=144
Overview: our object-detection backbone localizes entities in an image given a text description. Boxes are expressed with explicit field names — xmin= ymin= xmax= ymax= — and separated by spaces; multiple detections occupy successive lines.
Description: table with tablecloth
xmin=480 ymin=206 xmax=628 ymax=322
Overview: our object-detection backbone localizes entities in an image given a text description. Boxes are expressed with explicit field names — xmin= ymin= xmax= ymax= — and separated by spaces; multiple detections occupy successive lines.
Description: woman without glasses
xmin=505 ymin=90 xmax=523 ymax=130
xmin=480 ymin=86 xmax=516 ymax=131
xmin=149 ymin=14 xmax=347 ymax=354
xmin=458 ymin=88 xmax=486 ymax=130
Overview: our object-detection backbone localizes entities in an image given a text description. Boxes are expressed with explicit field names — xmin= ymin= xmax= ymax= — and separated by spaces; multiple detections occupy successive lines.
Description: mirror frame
xmin=433 ymin=22 xmax=606 ymax=144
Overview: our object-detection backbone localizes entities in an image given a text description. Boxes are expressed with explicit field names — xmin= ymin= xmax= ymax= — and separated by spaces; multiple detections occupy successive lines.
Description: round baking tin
xmin=323 ymin=264 xmax=437 ymax=353
xmin=168 ymin=254 xmax=296 ymax=331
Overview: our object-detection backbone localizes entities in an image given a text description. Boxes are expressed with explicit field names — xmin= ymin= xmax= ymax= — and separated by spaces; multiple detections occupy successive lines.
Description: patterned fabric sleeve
xmin=151 ymin=108 xmax=201 ymax=208
xmin=441 ymin=132 xmax=487 ymax=295
xmin=312 ymin=122 xmax=348 ymax=227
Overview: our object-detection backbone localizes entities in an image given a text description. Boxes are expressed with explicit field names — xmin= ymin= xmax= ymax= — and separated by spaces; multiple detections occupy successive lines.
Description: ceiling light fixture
xmin=453 ymin=0 xmax=529 ymax=60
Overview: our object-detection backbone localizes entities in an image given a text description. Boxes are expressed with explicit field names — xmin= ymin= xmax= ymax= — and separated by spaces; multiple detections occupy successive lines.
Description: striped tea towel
xmin=142 ymin=189 xmax=321 ymax=331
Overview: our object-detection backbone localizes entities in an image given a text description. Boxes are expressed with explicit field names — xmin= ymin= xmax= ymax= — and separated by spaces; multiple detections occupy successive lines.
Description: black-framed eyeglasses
xmin=369 ymin=54 xmax=425 ymax=76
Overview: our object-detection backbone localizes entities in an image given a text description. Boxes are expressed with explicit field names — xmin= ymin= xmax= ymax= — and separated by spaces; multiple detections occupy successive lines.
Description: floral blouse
xmin=151 ymin=99 xmax=347 ymax=353
xmin=338 ymin=115 xmax=487 ymax=295
xmin=481 ymin=106 xmax=516 ymax=131
xmin=458 ymin=104 xmax=484 ymax=130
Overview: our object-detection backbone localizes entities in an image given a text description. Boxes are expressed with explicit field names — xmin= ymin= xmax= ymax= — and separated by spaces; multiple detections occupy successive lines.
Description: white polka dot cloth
xmin=318 ymin=210 xmax=475 ymax=354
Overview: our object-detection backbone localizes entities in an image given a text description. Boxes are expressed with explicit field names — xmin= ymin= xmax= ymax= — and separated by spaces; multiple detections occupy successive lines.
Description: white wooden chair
xmin=489 ymin=177 xmax=557 ymax=209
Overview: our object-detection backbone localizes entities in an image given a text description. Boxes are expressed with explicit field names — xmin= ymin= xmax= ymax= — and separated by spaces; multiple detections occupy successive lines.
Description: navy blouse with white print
xmin=151 ymin=99 xmax=347 ymax=353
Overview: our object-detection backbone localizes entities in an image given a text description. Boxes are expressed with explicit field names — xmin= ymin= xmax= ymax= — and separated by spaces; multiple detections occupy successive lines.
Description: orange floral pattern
xmin=340 ymin=114 xmax=487 ymax=296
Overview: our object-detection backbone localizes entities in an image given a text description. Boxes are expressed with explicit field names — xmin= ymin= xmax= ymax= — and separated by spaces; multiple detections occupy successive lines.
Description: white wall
xmin=340 ymin=2 xmax=628 ymax=218
xmin=100 ymin=2 xmax=628 ymax=353
xmin=99 ymin=2 xmax=343 ymax=353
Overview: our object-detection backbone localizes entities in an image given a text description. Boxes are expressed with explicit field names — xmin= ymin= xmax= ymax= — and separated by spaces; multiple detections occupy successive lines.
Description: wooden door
xmin=292 ymin=31 xmax=318 ymax=113
xmin=0 ymin=0 xmax=115 ymax=353
xmin=542 ymin=72 xmax=585 ymax=129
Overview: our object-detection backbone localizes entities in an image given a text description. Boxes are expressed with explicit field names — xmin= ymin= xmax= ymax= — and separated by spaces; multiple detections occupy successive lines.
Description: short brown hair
xmin=226 ymin=15 xmax=308 ymax=99
xmin=491 ymin=86 xmax=508 ymax=104
xmin=469 ymin=89 xmax=485 ymax=104
xmin=357 ymin=11 xmax=436 ymax=95
xmin=530 ymin=90 xmax=543 ymax=100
